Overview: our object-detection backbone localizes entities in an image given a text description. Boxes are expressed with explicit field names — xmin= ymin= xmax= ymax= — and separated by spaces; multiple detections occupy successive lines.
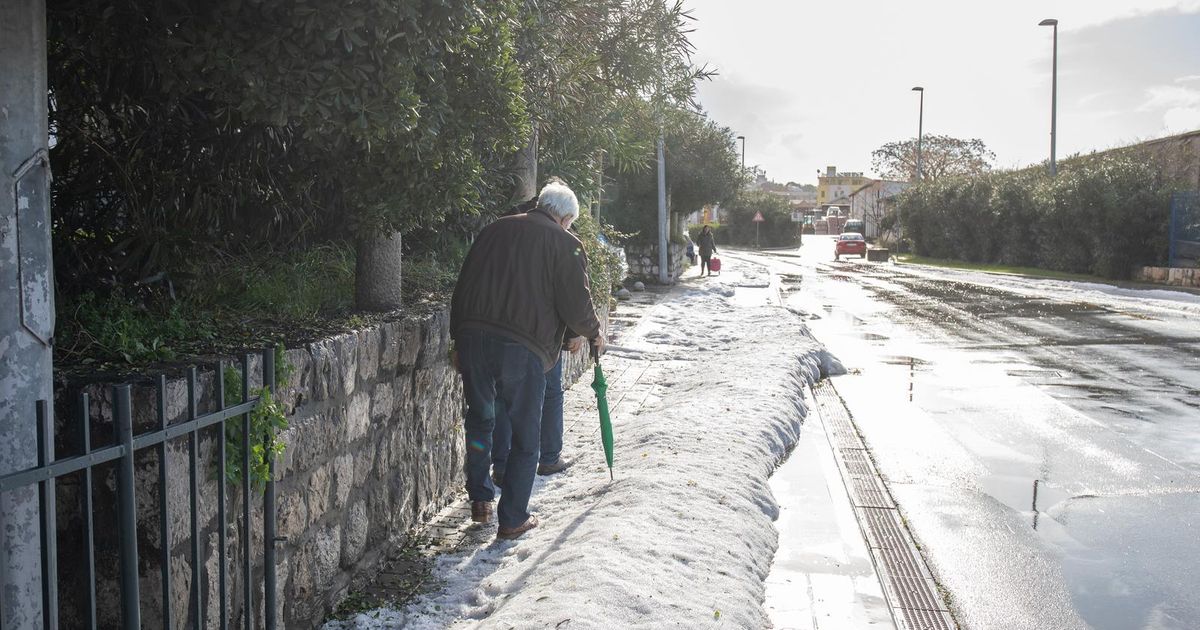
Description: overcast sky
xmin=683 ymin=0 xmax=1200 ymax=183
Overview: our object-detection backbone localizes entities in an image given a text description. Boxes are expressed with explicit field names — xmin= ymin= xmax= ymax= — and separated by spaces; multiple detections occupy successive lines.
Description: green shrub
xmin=897 ymin=151 xmax=1175 ymax=279
xmin=708 ymin=191 xmax=798 ymax=248
xmin=573 ymin=211 xmax=628 ymax=306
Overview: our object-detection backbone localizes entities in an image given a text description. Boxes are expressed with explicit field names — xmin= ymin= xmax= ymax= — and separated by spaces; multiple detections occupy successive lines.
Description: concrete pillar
xmin=0 ymin=0 xmax=53 ymax=626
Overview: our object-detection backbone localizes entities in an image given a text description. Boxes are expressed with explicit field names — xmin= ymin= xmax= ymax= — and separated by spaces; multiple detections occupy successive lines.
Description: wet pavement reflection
xmin=739 ymin=241 xmax=1200 ymax=630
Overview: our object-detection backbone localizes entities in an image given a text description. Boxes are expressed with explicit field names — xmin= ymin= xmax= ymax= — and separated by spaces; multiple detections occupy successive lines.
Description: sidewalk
xmin=327 ymin=261 xmax=881 ymax=629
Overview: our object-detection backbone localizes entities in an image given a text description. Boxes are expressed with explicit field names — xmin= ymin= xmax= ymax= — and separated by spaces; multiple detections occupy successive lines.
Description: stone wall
xmin=53 ymin=309 xmax=463 ymax=629
xmin=625 ymin=242 xmax=689 ymax=284
xmin=1137 ymin=265 xmax=1200 ymax=288
xmin=51 ymin=304 xmax=608 ymax=629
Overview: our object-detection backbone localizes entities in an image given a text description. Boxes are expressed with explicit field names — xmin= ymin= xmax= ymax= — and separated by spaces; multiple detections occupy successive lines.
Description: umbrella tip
xmin=609 ymin=467 xmax=614 ymax=481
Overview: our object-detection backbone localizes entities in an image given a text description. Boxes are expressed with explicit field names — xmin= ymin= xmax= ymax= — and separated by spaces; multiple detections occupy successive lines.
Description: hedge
xmin=897 ymin=151 xmax=1176 ymax=279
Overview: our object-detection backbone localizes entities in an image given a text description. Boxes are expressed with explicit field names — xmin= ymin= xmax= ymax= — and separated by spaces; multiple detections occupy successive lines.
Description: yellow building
xmin=817 ymin=166 xmax=871 ymax=210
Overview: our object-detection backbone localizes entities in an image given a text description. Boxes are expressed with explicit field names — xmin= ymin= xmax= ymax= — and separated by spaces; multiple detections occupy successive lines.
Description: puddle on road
xmin=879 ymin=355 xmax=930 ymax=368
xmin=979 ymin=474 xmax=1073 ymax=526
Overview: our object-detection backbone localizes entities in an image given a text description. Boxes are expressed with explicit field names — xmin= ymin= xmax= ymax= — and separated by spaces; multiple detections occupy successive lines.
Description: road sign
xmin=752 ymin=211 xmax=765 ymax=223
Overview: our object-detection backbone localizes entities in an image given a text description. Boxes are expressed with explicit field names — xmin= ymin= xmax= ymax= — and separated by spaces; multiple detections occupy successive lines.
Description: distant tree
xmin=872 ymin=135 xmax=995 ymax=182
xmin=510 ymin=0 xmax=712 ymax=202
xmin=601 ymin=108 xmax=741 ymax=240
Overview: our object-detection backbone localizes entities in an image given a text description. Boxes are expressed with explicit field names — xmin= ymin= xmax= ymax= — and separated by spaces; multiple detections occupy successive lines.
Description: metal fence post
xmin=262 ymin=349 xmax=278 ymax=630
xmin=240 ymin=355 xmax=252 ymax=630
xmin=1170 ymin=192 xmax=1179 ymax=268
xmin=115 ymin=385 xmax=142 ymax=628
xmin=36 ymin=401 xmax=58 ymax=630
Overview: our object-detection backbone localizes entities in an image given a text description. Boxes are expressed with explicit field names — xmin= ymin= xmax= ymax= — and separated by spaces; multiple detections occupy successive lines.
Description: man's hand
xmin=591 ymin=333 xmax=608 ymax=358
xmin=566 ymin=336 xmax=587 ymax=353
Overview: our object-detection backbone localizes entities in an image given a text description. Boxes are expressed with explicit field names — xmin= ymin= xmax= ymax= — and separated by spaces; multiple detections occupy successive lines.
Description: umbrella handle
xmin=590 ymin=339 xmax=599 ymax=364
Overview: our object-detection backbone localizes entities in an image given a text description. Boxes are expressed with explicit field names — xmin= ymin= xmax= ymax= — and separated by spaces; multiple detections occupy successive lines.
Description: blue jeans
xmin=493 ymin=357 xmax=564 ymax=476
xmin=457 ymin=329 xmax=546 ymax=529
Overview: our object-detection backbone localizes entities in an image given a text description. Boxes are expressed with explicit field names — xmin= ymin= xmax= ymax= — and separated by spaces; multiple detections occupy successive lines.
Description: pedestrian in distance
xmin=696 ymin=224 xmax=718 ymax=276
xmin=686 ymin=238 xmax=696 ymax=266
xmin=450 ymin=179 xmax=606 ymax=541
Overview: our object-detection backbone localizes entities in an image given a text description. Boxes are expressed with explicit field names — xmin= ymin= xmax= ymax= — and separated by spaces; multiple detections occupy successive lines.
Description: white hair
xmin=536 ymin=180 xmax=579 ymax=222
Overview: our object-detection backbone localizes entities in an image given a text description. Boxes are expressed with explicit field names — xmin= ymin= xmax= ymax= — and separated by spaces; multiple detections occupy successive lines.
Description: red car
xmin=834 ymin=232 xmax=866 ymax=260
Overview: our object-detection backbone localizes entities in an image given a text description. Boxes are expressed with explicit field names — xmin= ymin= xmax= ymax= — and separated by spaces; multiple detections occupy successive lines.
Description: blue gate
xmin=1169 ymin=191 xmax=1200 ymax=267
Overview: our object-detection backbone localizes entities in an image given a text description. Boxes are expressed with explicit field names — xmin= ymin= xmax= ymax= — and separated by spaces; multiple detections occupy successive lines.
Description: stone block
xmin=397 ymin=317 xmax=422 ymax=369
xmin=356 ymin=328 xmax=382 ymax=385
xmin=378 ymin=321 xmax=402 ymax=374
xmin=276 ymin=488 xmax=308 ymax=542
xmin=306 ymin=338 xmax=342 ymax=402
xmin=336 ymin=332 xmax=359 ymax=397
xmin=346 ymin=391 xmax=371 ymax=443
xmin=313 ymin=524 xmax=342 ymax=587
xmin=305 ymin=465 xmax=332 ymax=526
xmin=416 ymin=310 xmax=451 ymax=368
xmin=332 ymin=453 xmax=354 ymax=510
xmin=341 ymin=501 xmax=369 ymax=568
xmin=370 ymin=382 xmax=394 ymax=423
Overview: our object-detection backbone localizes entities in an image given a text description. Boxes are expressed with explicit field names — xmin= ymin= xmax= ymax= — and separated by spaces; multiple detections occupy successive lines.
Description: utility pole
xmin=912 ymin=86 xmax=924 ymax=182
xmin=656 ymin=135 xmax=669 ymax=284
xmin=1039 ymin=18 xmax=1059 ymax=176
xmin=1 ymin=1 xmax=54 ymax=625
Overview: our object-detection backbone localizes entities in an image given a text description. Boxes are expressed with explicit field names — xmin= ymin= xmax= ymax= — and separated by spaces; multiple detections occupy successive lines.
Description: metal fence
xmin=0 ymin=350 xmax=281 ymax=629
xmin=1169 ymin=191 xmax=1200 ymax=267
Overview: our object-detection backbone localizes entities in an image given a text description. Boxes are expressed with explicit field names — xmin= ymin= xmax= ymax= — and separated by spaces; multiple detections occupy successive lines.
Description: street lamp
xmin=911 ymin=86 xmax=924 ymax=182
xmin=1039 ymin=18 xmax=1059 ymax=176
xmin=736 ymin=135 xmax=746 ymax=172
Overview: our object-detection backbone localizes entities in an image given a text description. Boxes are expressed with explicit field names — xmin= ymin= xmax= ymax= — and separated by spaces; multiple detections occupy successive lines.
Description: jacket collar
xmin=529 ymin=206 xmax=563 ymax=227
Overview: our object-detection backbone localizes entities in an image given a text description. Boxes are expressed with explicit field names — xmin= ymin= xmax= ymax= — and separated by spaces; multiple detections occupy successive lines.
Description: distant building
xmin=817 ymin=166 xmax=872 ymax=209
xmin=687 ymin=203 xmax=727 ymax=227
xmin=848 ymin=179 xmax=911 ymax=239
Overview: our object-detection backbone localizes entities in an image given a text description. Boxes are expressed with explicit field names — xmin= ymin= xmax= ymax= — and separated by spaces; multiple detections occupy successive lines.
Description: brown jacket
xmin=450 ymin=208 xmax=602 ymax=370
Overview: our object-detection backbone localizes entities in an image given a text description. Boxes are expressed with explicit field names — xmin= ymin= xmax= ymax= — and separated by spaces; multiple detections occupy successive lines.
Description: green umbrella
xmin=590 ymin=351 xmax=615 ymax=480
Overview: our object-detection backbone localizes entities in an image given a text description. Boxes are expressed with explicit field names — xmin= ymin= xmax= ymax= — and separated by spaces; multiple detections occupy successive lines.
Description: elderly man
xmin=450 ymin=179 xmax=606 ymax=540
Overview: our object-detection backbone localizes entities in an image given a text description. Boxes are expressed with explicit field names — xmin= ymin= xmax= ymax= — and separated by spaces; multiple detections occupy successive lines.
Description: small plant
xmin=222 ymin=342 xmax=292 ymax=490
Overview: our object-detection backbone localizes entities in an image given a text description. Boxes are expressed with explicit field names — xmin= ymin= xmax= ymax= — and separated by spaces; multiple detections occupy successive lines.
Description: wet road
xmin=736 ymin=239 xmax=1200 ymax=630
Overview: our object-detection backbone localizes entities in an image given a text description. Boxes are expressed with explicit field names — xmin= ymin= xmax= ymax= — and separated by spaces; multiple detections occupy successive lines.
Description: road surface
xmin=740 ymin=237 xmax=1200 ymax=630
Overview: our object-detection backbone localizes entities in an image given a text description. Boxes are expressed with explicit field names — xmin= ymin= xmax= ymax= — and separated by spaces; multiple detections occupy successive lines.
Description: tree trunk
xmin=510 ymin=125 xmax=539 ymax=204
xmin=355 ymin=231 xmax=404 ymax=312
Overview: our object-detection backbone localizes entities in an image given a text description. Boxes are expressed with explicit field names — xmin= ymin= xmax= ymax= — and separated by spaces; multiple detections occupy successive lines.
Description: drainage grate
xmin=814 ymin=380 xmax=958 ymax=630
xmin=897 ymin=606 xmax=957 ymax=630
xmin=850 ymin=476 xmax=894 ymax=509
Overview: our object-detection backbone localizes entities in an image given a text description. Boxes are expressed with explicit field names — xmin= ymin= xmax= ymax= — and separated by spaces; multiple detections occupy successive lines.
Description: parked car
xmin=833 ymin=232 xmax=866 ymax=260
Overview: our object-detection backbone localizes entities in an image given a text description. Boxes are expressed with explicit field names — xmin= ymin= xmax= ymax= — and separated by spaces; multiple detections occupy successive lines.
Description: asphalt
xmin=739 ymin=238 xmax=1200 ymax=630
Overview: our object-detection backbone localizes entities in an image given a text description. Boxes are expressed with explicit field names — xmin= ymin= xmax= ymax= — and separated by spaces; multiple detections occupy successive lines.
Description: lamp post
xmin=736 ymin=135 xmax=746 ymax=174
xmin=911 ymin=86 xmax=924 ymax=182
xmin=1039 ymin=18 xmax=1058 ymax=176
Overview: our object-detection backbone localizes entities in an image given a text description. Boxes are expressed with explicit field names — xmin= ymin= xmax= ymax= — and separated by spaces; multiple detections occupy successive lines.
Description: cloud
xmin=1135 ymin=83 xmax=1200 ymax=133
xmin=1137 ymin=85 xmax=1200 ymax=111
xmin=1163 ymin=107 xmax=1200 ymax=132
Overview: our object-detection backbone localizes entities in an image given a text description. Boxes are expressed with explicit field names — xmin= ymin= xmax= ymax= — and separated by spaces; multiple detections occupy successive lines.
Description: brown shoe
xmin=496 ymin=515 xmax=539 ymax=540
xmin=471 ymin=501 xmax=493 ymax=523
xmin=537 ymin=458 xmax=572 ymax=476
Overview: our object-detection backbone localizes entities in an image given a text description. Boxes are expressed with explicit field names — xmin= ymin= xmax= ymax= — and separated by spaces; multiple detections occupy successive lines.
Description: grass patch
xmin=56 ymin=243 xmax=368 ymax=376
xmin=896 ymin=254 xmax=1112 ymax=283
